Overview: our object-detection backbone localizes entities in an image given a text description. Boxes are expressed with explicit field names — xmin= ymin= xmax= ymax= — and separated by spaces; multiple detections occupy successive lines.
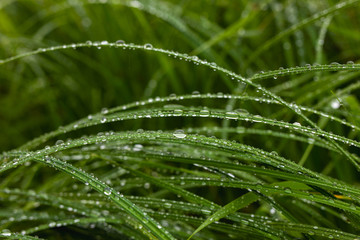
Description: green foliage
xmin=1 ymin=0 xmax=360 ymax=239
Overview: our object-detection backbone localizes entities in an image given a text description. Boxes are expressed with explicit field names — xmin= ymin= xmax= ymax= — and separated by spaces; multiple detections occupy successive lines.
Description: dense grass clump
xmin=1 ymin=0 xmax=360 ymax=239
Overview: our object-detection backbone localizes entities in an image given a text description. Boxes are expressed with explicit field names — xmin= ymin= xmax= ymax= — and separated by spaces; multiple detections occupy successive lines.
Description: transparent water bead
xmin=330 ymin=99 xmax=340 ymax=109
xmin=191 ymin=91 xmax=200 ymax=97
xmin=293 ymin=122 xmax=301 ymax=126
xmin=144 ymin=43 xmax=153 ymax=49
xmin=225 ymin=111 xmax=238 ymax=120
xmin=104 ymin=187 xmax=112 ymax=195
xmin=235 ymin=108 xmax=249 ymax=115
xmin=101 ymin=108 xmax=109 ymax=114
xmin=173 ymin=129 xmax=186 ymax=139
xmin=116 ymin=40 xmax=125 ymax=45
xmin=199 ymin=109 xmax=210 ymax=117
xmin=173 ymin=109 xmax=183 ymax=116
xmin=1 ymin=229 xmax=11 ymax=236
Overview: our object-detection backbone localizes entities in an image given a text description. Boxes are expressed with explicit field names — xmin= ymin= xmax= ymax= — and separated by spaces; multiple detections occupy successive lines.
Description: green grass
xmin=1 ymin=0 xmax=360 ymax=239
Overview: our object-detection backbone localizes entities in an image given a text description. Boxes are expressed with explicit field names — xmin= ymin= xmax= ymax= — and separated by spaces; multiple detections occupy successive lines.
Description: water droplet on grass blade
xmin=293 ymin=122 xmax=301 ymax=126
xmin=144 ymin=43 xmax=153 ymax=49
xmin=173 ymin=109 xmax=183 ymax=116
xmin=101 ymin=108 xmax=108 ymax=114
xmin=225 ymin=111 xmax=238 ymax=119
xmin=330 ymin=99 xmax=340 ymax=109
xmin=173 ymin=130 xmax=186 ymax=139
xmin=104 ymin=187 xmax=112 ymax=195
xmin=1 ymin=229 xmax=11 ymax=237
xmin=199 ymin=109 xmax=210 ymax=117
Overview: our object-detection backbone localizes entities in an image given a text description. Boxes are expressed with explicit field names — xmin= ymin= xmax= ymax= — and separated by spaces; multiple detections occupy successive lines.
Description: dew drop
xmin=101 ymin=40 xmax=108 ymax=45
xmin=49 ymin=222 xmax=56 ymax=227
xmin=116 ymin=40 xmax=125 ymax=45
xmin=144 ymin=43 xmax=153 ymax=49
xmin=101 ymin=108 xmax=109 ymax=114
xmin=293 ymin=122 xmax=301 ymax=126
xmin=199 ymin=109 xmax=210 ymax=117
xmin=173 ymin=129 xmax=187 ymax=139
xmin=1 ymin=230 xmax=11 ymax=237
xmin=330 ymin=99 xmax=340 ymax=109
xmin=101 ymin=117 xmax=107 ymax=123
xmin=173 ymin=109 xmax=183 ymax=116
xmin=269 ymin=208 xmax=276 ymax=214
xmin=104 ymin=187 xmax=112 ymax=195
xmin=284 ymin=188 xmax=292 ymax=194
xmin=191 ymin=91 xmax=200 ymax=97
xmin=308 ymin=138 xmax=315 ymax=144
xmin=235 ymin=108 xmax=249 ymax=115
xmin=225 ymin=111 xmax=238 ymax=120
xmin=164 ymin=202 xmax=172 ymax=208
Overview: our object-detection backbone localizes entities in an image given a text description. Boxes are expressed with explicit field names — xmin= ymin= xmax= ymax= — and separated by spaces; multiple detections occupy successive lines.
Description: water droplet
xmin=88 ymin=115 xmax=93 ymax=120
xmin=49 ymin=222 xmax=56 ymax=227
xmin=173 ymin=130 xmax=187 ymax=139
xmin=284 ymin=188 xmax=292 ymax=194
xmin=225 ymin=111 xmax=238 ymax=120
xmin=116 ymin=40 xmax=125 ymax=45
xmin=191 ymin=91 xmax=200 ymax=97
xmin=101 ymin=40 xmax=108 ymax=45
xmin=1 ymin=230 xmax=11 ymax=237
xmin=144 ymin=182 xmax=151 ymax=189
xmin=104 ymin=187 xmax=112 ymax=195
xmin=308 ymin=138 xmax=315 ymax=144
xmin=192 ymin=56 xmax=199 ymax=61
xmin=270 ymin=151 xmax=278 ymax=156
xmin=144 ymin=43 xmax=153 ymax=49
xmin=269 ymin=208 xmax=276 ymax=214
xmin=330 ymin=99 xmax=340 ymax=109
xmin=133 ymin=144 xmax=143 ymax=151
xmin=173 ymin=109 xmax=183 ymax=116
xmin=293 ymin=122 xmax=301 ymax=126
xmin=199 ymin=109 xmax=210 ymax=117
xmin=164 ymin=202 xmax=172 ymax=208
xmin=101 ymin=117 xmax=107 ymax=123
xmin=101 ymin=108 xmax=109 ymax=114
xmin=55 ymin=140 xmax=64 ymax=145
xmin=235 ymin=109 xmax=249 ymax=115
